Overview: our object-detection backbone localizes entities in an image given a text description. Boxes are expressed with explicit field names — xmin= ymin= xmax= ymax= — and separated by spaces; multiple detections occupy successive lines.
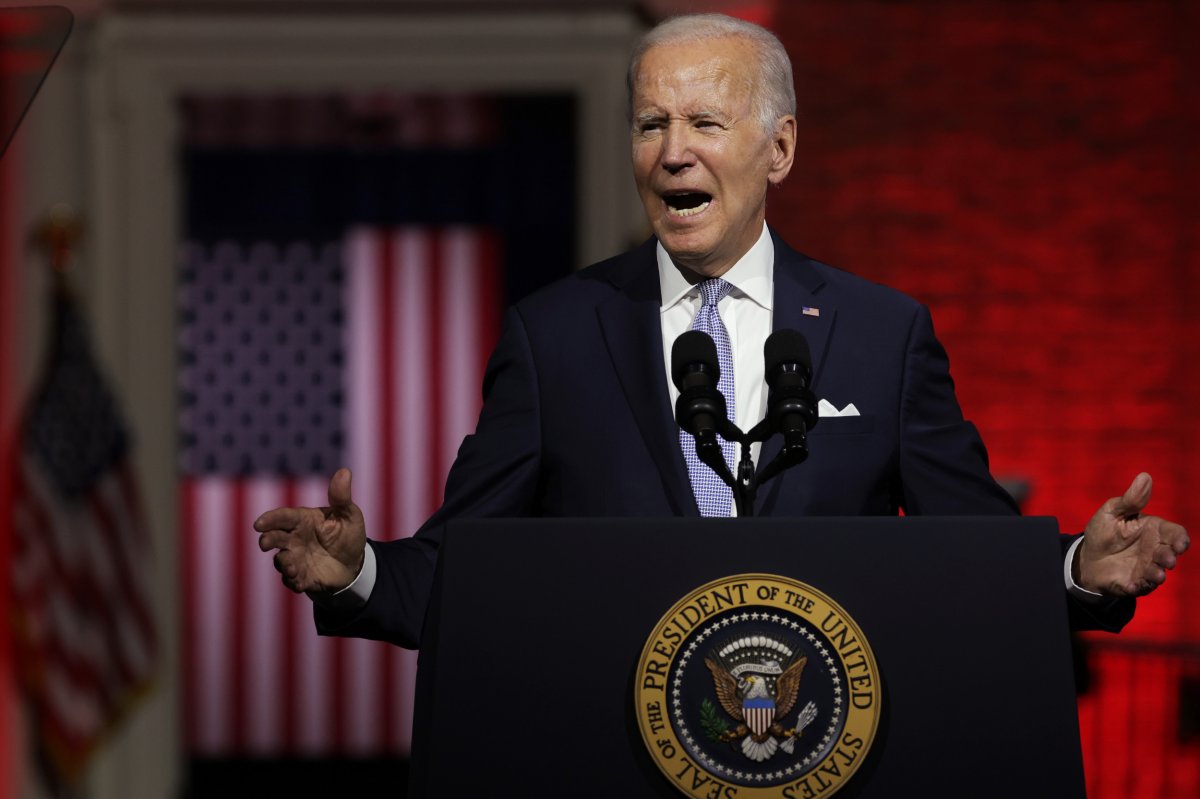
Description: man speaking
xmin=254 ymin=14 xmax=1188 ymax=649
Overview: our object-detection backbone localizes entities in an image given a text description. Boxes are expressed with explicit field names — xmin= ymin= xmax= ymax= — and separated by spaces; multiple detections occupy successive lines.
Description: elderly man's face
xmin=630 ymin=36 xmax=795 ymax=277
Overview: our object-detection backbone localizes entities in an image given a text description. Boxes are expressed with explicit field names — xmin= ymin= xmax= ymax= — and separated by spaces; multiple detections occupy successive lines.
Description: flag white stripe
xmin=345 ymin=227 xmax=384 ymax=517
xmin=394 ymin=227 xmax=433 ymax=752
xmin=345 ymin=227 xmax=387 ymax=752
xmin=344 ymin=638 xmax=381 ymax=754
xmin=440 ymin=228 xmax=483 ymax=472
xmin=193 ymin=477 xmax=233 ymax=752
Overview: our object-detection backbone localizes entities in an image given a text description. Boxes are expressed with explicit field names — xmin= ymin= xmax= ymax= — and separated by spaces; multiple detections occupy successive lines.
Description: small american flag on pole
xmin=10 ymin=277 xmax=158 ymax=783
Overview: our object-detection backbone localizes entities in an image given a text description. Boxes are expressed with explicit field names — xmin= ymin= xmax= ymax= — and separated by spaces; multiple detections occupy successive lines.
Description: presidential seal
xmin=636 ymin=574 xmax=881 ymax=799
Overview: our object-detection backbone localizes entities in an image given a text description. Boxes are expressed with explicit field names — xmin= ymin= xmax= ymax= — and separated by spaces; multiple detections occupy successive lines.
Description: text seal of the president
xmin=636 ymin=574 xmax=881 ymax=798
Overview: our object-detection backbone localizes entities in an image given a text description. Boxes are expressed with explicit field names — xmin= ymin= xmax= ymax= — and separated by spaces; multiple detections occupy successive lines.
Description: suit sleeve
xmin=314 ymin=307 xmax=544 ymax=648
xmin=897 ymin=304 xmax=1019 ymax=516
xmin=897 ymin=304 xmax=1133 ymax=632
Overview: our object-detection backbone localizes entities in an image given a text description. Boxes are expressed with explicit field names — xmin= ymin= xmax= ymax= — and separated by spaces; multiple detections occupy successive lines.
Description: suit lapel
xmin=596 ymin=243 xmax=697 ymax=516
xmin=756 ymin=233 xmax=835 ymax=509
xmin=770 ymin=234 xmax=835 ymax=385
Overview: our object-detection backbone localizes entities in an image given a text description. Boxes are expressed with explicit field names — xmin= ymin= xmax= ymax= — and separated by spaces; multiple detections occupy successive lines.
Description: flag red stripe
xmin=392 ymin=227 xmax=432 ymax=753
xmin=0 ymin=116 xmax=15 ymax=796
xmin=343 ymin=228 xmax=384 ymax=754
xmin=180 ymin=479 xmax=199 ymax=751
xmin=281 ymin=480 xmax=298 ymax=751
xmin=378 ymin=228 xmax=398 ymax=751
xmin=429 ymin=232 xmax=446 ymax=509
xmin=230 ymin=481 xmax=247 ymax=753
xmin=478 ymin=229 xmax=503 ymax=375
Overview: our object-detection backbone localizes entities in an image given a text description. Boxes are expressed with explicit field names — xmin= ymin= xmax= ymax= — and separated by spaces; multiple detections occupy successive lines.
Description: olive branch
xmin=699 ymin=698 xmax=730 ymax=742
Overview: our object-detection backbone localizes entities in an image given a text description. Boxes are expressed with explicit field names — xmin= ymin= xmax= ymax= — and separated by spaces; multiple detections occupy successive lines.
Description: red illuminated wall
xmin=767 ymin=1 xmax=1200 ymax=795
xmin=0 ymin=135 xmax=14 ymax=799
xmin=0 ymin=60 xmax=20 ymax=799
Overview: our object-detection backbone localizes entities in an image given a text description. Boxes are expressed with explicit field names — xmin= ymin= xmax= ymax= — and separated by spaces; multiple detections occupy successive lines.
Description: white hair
xmin=627 ymin=13 xmax=797 ymax=133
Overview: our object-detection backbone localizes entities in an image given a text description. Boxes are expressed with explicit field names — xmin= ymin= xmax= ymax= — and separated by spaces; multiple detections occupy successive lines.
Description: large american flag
xmin=10 ymin=282 xmax=159 ymax=781
xmin=177 ymin=226 xmax=500 ymax=756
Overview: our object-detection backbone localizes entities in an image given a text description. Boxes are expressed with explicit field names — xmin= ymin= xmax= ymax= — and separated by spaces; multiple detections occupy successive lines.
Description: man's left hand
xmin=1076 ymin=472 xmax=1190 ymax=597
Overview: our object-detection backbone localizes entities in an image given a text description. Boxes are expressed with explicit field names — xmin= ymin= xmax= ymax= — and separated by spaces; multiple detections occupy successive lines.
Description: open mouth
xmin=664 ymin=191 xmax=712 ymax=218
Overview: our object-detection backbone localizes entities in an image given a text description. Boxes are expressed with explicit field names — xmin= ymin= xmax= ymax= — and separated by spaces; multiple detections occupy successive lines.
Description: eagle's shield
xmin=743 ymin=697 xmax=775 ymax=736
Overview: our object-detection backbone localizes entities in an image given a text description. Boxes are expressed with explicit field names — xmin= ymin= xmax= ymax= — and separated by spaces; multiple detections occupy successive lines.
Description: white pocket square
xmin=817 ymin=399 xmax=861 ymax=418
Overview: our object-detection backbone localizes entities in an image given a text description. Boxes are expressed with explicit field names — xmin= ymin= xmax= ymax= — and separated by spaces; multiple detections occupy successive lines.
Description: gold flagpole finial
xmin=31 ymin=203 xmax=84 ymax=280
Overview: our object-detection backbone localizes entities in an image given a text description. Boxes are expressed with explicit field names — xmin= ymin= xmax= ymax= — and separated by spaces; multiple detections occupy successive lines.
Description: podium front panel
xmin=412 ymin=517 xmax=1085 ymax=798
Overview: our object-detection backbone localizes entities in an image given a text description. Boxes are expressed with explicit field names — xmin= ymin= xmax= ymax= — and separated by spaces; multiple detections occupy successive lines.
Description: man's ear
xmin=767 ymin=115 xmax=797 ymax=186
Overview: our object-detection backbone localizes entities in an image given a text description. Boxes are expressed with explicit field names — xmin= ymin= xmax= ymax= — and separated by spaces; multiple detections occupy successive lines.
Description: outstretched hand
xmin=254 ymin=467 xmax=367 ymax=596
xmin=1076 ymin=473 xmax=1190 ymax=597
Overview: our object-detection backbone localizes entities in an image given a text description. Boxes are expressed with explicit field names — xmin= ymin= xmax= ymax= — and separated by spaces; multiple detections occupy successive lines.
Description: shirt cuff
xmin=1064 ymin=536 xmax=1105 ymax=605
xmin=315 ymin=542 xmax=377 ymax=609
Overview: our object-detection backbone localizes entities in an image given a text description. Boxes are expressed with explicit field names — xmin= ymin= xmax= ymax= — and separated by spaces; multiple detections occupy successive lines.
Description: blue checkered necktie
xmin=681 ymin=278 xmax=737 ymax=517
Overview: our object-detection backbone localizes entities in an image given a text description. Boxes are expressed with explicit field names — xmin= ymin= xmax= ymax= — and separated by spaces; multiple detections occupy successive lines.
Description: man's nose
xmin=660 ymin=124 xmax=695 ymax=174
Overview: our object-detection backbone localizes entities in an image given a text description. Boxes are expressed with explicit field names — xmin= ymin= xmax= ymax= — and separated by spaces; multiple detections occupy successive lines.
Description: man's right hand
xmin=254 ymin=467 xmax=366 ymax=597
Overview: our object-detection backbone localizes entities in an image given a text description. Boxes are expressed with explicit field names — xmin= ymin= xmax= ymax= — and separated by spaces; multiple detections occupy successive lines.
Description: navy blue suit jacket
xmin=317 ymin=232 xmax=1130 ymax=647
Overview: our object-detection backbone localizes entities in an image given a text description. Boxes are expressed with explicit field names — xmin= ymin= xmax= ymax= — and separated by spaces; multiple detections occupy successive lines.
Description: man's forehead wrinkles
xmin=633 ymin=83 xmax=752 ymax=122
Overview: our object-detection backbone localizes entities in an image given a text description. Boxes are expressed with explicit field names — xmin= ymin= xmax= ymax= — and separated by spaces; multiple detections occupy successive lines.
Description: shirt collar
xmin=657 ymin=223 xmax=774 ymax=313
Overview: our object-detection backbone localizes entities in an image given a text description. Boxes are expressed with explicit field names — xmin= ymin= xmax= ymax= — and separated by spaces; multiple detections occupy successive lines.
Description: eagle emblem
xmin=703 ymin=636 xmax=818 ymax=762
xmin=636 ymin=575 xmax=881 ymax=796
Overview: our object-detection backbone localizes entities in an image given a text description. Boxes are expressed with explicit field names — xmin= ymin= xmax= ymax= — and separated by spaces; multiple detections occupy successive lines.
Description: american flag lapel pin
xmin=802 ymin=306 xmax=820 ymax=317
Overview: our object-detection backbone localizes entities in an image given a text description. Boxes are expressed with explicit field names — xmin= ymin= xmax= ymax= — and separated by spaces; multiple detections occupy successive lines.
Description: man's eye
xmin=696 ymin=120 xmax=720 ymax=129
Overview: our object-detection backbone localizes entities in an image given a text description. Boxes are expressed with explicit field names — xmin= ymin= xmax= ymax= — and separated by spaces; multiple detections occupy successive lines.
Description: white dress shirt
xmin=659 ymin=223 xmax=775 ymax=475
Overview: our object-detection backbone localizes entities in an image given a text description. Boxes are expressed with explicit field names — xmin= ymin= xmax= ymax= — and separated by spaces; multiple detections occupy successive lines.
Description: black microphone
xmin=671 ymin=330 xmax=726 ymax=437
xmin=764 ymin=329 xmax=818 ymax=453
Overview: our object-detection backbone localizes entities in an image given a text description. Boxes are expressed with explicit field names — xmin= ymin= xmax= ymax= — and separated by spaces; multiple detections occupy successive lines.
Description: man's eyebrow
xmin=633 ymin=109 xmax=728 ymax=124
xmin=633 ymin=111 xmax=667 ymax=125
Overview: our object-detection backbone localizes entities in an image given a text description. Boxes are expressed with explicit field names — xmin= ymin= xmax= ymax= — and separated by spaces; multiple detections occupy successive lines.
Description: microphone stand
xmin=699 ymin=403 xmax=816 ymax=518
xmin=721 ymin=420 xmax=771 ymax=518
xmin=686 ymin=418 xmax=773 ymax=518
